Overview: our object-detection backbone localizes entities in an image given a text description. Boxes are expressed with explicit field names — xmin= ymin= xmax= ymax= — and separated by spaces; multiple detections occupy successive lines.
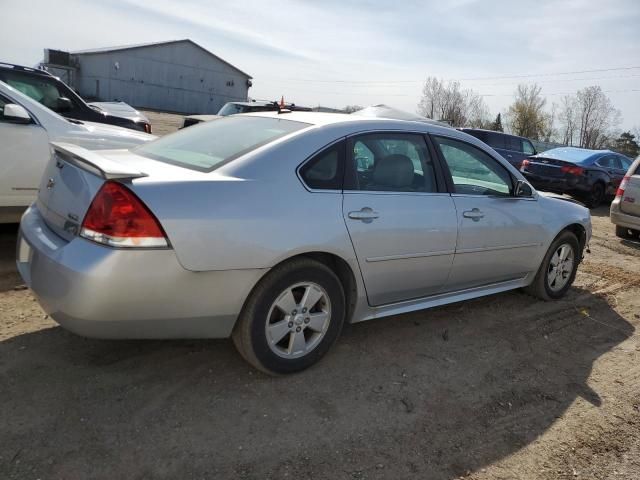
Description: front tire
xmin=524 ymin=230 xmax=580 ymax=301
xmin=232 ymin=258 xmax=345 ymax=375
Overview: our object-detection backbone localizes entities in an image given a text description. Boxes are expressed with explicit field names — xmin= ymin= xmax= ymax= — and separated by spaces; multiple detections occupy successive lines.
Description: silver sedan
xmin=17 ymin=112 xmax=591 ymax=374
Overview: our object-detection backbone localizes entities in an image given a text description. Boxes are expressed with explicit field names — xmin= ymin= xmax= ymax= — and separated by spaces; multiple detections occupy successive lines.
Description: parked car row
xmin=5 ymin=58 xmax=635 ymax=373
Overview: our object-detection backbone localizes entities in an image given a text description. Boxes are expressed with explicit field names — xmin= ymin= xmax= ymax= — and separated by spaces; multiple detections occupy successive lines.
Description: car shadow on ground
xmin=0 ymin=223 xmax=21 ymax=293
xmin=0 ymin=285 xmax=633 ymax=479
xmin=589 ymin=203 xmax=612 ymax=218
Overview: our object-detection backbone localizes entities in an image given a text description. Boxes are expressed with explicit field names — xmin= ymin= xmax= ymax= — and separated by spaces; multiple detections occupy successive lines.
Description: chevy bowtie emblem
xmin=46 ymin=178 xmax=55 ymax=189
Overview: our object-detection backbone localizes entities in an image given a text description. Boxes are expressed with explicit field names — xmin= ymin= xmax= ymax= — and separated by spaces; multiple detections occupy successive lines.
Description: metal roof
xmin=71 ymin=39 xmax=252 ymax=79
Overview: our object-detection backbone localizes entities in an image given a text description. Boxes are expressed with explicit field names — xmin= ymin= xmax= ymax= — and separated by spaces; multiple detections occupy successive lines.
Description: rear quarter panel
xmin=130 ymin=123 xmax=362 ymax=272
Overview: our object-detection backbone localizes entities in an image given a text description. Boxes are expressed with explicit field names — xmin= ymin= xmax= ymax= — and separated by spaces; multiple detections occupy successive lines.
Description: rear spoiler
xmin=51 ymin=142 xmax=148 ymax=180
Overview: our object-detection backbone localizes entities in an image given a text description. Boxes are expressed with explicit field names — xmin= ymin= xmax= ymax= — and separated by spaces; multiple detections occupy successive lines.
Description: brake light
xmin=560 ymin=165 xmax=584 ymax=176
xmin=80 ymin=181 xmax=168 ymax=248
xmin=616 ymin=176 xmax=629 ymax=198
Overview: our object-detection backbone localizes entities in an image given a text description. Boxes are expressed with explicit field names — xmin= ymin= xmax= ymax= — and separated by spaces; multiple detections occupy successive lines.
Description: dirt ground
xmin=1 ymin=114 xmax=638 ymax=479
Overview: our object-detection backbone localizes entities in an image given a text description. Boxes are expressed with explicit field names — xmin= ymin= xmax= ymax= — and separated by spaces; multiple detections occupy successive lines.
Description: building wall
xmin=74 ymin=42 xmax=250 ymax=114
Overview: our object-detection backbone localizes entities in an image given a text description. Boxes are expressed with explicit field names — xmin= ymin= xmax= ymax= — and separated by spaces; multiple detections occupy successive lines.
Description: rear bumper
xmin=16 ymin=206 xmax=267 ymax=339
xmin=523 ymin=172 xmax=589 ymax=195
xmin=610 ymin=199 xmax=640 ymax=231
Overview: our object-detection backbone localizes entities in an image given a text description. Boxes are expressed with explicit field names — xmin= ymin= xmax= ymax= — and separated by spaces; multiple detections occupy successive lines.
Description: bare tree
xmin=575 ymin=86 xmax=621 ymax=149
xmin=558 ymin=95 xmax=578 ymax=146
xmin=417 ymin=76 xmax=489 ymax=128
xmin=505 ymin=84 xmax=549 ymax=140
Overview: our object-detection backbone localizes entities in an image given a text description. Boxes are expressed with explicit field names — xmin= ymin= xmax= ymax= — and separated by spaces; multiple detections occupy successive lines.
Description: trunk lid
xmin=38 ymin=143 xmax=148 ymax=241
xmin=620 ymin=173 xmax=640 ymax=217
xmin=523 ymin=157 xmax=576 ymax=177
xmin=37 ymin=142 xmax=211 ymax=242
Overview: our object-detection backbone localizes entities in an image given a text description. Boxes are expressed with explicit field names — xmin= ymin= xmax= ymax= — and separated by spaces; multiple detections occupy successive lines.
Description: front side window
xmin=1 ymin=71 xmax=68 ymax=112
xmin=620 ymin=156 xmax=632 ymax=171
xmin=300 ymin=142 xmax=344 ymax=190
xmin=523 ymin=140 xmax=535 ymax=155
xmin=348 ymin=133 xmax=437 ymax=192
xmin=135 ymin=116 xmax=310 ymax=172
xmin=433 ymin=136 xmax=512 ymax=196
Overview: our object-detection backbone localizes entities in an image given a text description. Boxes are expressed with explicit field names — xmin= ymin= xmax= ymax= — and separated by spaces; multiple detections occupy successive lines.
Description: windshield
xmin=135 ymin=116 xmax=310 ymax=171
xmin=218 ymin=103 xmax=252 ymax=116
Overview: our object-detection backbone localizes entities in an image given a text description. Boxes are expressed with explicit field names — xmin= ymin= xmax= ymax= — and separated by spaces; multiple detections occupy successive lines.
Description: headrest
xmin=373 ymin=154 xmax=414 ymax=188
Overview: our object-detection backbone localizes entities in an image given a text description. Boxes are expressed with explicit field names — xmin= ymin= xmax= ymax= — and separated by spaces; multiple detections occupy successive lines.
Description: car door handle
xmin=463 ymin=208 xmax=484 ymax=221
xmin=348 ymin=207 xmax=379 ymax=222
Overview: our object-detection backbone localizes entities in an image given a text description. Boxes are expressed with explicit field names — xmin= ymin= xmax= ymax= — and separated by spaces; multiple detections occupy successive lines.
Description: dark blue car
xmin=521 ymin=147 xmax=633 ymax=208
xmin=460 ymin=129 xmax=537 ymax=169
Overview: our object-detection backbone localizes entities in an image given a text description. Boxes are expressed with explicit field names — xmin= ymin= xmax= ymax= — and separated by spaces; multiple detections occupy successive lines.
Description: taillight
xmin=521 ymin=159 xmax=531 ymax=169
xmin=80 ymin=181 xmax=168 ymax=248
xmin=616 ymin=176 xmax=629 ymax=198
xmin=144 ymin=123 xmax=152 ymax=134
xmin=560 ymin=165 xmax=584 ymax=176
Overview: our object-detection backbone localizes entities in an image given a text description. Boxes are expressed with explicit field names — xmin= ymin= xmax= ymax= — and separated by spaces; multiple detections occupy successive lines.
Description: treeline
xmin=417 ymin=76 xmax=639 ymax=158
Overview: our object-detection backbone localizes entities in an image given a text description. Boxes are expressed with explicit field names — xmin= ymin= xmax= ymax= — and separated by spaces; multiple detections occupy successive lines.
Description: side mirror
xmin=54 ymin=97 xmax=73 ymax=113
xmin=514 ymin=179 xmax=533 ymax=198
xmin=2 ymin=104 xmax=32 ymax=124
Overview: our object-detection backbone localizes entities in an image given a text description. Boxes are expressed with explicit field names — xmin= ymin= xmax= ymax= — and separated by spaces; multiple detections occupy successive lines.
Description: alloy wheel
xmin=265 ymin=282 xmax=332 ymax=359
xmin=546 ymin=243 xmax=575 ymax=292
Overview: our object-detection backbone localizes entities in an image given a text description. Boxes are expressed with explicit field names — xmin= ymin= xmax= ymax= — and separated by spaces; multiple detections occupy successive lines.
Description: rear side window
xmin=506 ymin=136 xmax=522 ymax=152
xmin=487 ymin=132 xmax=506 ymax=149
xmin=300 ymin=142 xmax=345 ymax=190
xmin=347 ymin=133 xmax=438 ymax=193
xmin=135 ymin=116 xmax=310 ymax=172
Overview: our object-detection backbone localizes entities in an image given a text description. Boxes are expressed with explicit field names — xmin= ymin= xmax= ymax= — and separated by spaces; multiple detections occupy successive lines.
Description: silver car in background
xmin=17 ymin=112 xmax=592 ymax=374
xmin=611 ymin=155 xmax=640 ymax=239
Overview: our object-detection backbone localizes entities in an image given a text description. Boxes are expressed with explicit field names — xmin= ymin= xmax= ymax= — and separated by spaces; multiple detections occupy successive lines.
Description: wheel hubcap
xmin=265 ymin=282 xmax=331 ymax=359
xmin=546 ymin=243 xmax=575 ymax=292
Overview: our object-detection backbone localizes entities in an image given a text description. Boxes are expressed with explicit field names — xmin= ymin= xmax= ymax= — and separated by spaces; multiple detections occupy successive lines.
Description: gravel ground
xmin=0 ymin=113 xmax=638 ymax=479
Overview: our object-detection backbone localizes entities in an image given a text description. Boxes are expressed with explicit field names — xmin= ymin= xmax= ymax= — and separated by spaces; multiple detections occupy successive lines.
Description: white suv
xmin=0 ymin=81 xmax=155 ymax=223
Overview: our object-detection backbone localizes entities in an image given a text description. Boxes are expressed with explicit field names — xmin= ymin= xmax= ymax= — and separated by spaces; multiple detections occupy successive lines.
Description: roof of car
xmin=461 ymin=128 xmax=524 ymax=138
xmin=245 ymin=110 xmax=376 ymax=125
xmin=0 ymin=62 xmax=52 ymax=77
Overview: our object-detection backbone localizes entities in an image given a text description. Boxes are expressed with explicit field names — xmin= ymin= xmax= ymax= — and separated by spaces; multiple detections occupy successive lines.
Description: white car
xmin=0 ymin=81 xmax=155 ymax=223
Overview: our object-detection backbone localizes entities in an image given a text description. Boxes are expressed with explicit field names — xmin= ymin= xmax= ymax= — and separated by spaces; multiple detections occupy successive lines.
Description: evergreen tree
xmin=610 ymin=131 xmax=640 ymax=158
xmin=491 ymin=113 xmax=504 ymax=132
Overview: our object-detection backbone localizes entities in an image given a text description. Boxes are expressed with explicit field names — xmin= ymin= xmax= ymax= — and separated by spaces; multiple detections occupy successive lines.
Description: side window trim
xmin=429 ymin=133 xmax=516 ymax=197
xmin=344 ymin=131 xmax=445 ymax=194
xmin=296 ymin=138 xmax=347 ymax=192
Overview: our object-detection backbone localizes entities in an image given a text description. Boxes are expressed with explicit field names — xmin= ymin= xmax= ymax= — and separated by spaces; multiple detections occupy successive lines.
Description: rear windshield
xmin=135 ymin=116 xmax=310 ymax=172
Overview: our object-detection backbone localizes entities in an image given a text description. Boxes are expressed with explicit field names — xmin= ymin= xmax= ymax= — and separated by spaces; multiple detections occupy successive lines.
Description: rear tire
xmin=584 ymin=182 xmax=605 ymax=208
xmin=232 ymin=258 xmax=345 ymax=375
xmin=524 ymin=230 xmax=580 ymax=301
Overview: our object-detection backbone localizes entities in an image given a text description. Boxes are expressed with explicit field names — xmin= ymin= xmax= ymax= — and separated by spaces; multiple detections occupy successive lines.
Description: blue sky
xmin=2 ymin=0 xmax=639 ymax=129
